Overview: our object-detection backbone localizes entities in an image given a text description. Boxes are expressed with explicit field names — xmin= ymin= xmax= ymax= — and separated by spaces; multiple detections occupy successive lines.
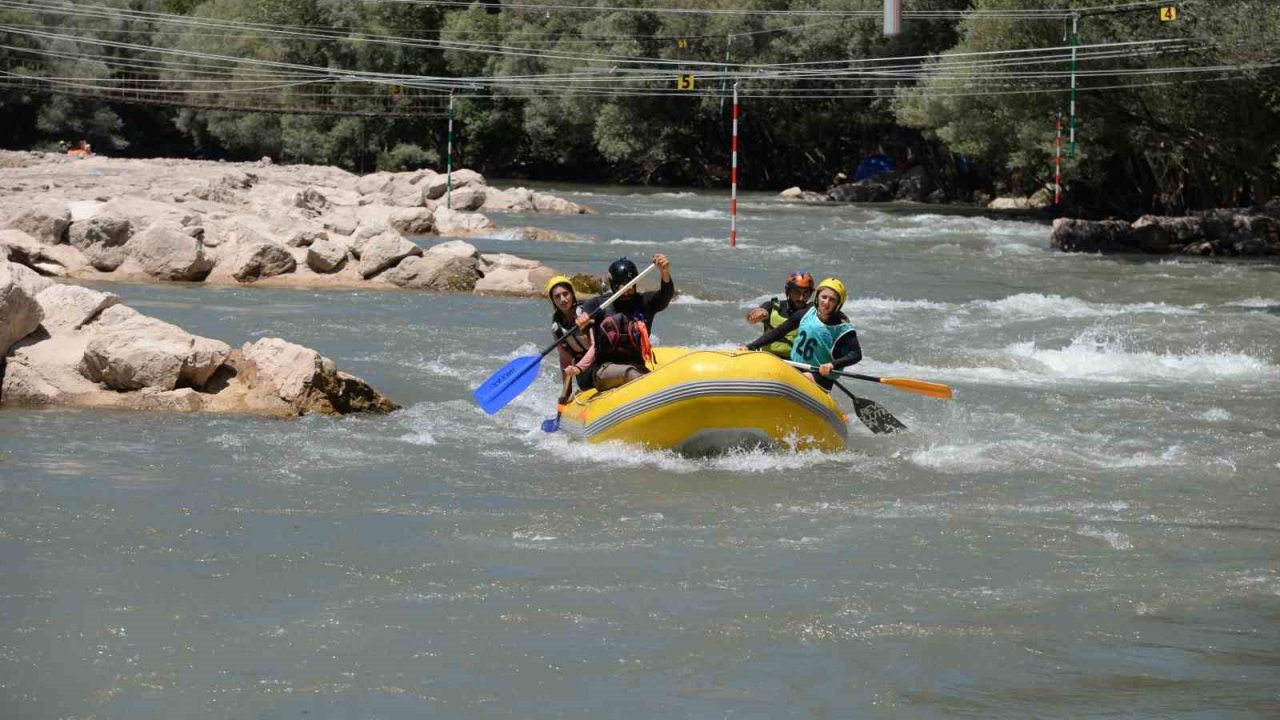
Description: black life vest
xmin=552 ymin=308 xmax=591 ymax=360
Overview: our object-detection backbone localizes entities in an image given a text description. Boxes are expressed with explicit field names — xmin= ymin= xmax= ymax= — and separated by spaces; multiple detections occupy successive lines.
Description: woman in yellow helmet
xmin=545 ymin=275 xmax=597 ymax=391
xmin=744 ymin=277 xmax=862 ymax=391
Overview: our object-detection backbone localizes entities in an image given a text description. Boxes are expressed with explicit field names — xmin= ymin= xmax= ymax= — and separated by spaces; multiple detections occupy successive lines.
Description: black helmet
xmin=608 ymin=257 xmax=639 ymax=290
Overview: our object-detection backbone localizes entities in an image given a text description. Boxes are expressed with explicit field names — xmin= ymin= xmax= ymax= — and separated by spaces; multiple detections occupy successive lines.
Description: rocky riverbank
xmin=0 ymin=151 xmax=593 ymax=296
xmin=1050 ymin=207 xmax=1280 ymax=256
xmin=1 ymin=259 xmax=397 ymax=416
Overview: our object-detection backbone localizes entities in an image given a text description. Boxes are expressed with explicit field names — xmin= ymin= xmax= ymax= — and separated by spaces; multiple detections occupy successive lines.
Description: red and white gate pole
xmin=1054 ymin=111 xmax=1063 ymax=206
xmin=730 ymin=81 xmax=739 ymax=248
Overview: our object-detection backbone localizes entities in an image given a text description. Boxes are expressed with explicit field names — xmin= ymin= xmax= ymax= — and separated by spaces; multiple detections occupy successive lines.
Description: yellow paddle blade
xmin=879 ymin=377 xmax=953 ymax=400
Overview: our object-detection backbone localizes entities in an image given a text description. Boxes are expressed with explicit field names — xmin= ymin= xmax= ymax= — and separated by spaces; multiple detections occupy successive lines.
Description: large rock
xmin=1050 ymin=218 xmax=1133 ymax=253
xmin=230 ymin=337 xmax=399 ymax=415
xmin=443 ymin=185 xmax=486 ymax=212
xmin=358 ymin=233 xmax=422 ymax=278
xmin=306 ymin=237 xmax=348 ymax=273
xmin=127 ymin=222 xmax=214 ymax=281
xmin=82 ymin=305 xmax=230 ymax=390
xmin=432 ymin=206 xmax=495 ymax=235
xmin=482 ymin=187 xmax=537 ymax=213
xmin=34 ymin=284 xmax=120 ymax=335
xmin=383 ymin=254 xmax=481 ymax=291
xmin=387 ymin=171 xmax=434 ymax=208
xmin=424 ymin=169 xmax=485 ymax=201
xmin=0 ymin=261 xmax=45 ymax=357
xmin=4 ymin=201 xmax=70 ymax=244
xmin=531 ymin=191 xmax=589 ymax=214
xmin=387 ymin=207 xmax=436 ymax=236
xmin=355 ymin=172 xmax=396 ymax=196
xmin=473 ymin=264 xmax=557 ymax=297
xmin=68 ymin=213 xmax=132 ymax=271
xmin=828 ymin=180 xmax=893 ymax=203
xmin=894 ymin=166 xmax=934 ymax=203
xmin=228 ymin=242 xmax=297 ymax=282
xmin=292 ymin=187 xmax=329 ymax=216
xmin=285 ymin=228 xmax=327 ymax=248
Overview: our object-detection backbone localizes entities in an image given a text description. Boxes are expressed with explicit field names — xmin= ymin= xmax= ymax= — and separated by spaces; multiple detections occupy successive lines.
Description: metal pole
xmin=446 ymin=93 xmax=454 ymax=209
xmin=719 ymin=35 xmax=733 ymax=113
xmin=730 ymin=82 xmax=739 ymax=248
xmin=1054 ymin=112 xmax=1063 ymax=205
xmin=1069 ymin=13 xmax=1078 ymax=157
xmin=883 ymin=0 xmax=902 ymax=36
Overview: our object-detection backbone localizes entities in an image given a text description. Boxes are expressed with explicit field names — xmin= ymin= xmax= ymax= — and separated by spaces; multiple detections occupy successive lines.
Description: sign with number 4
xmin=1160 ymin=6 xmax=1177 ymax=22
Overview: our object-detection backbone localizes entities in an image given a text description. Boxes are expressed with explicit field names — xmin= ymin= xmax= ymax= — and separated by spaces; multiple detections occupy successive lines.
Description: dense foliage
xmin=2 ymin=0 xmax=1277 ymax=212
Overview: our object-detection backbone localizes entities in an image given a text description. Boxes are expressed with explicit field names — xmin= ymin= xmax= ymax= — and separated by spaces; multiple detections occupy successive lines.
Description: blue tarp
xmin=852 ymin=154 xmax=896 ymax=182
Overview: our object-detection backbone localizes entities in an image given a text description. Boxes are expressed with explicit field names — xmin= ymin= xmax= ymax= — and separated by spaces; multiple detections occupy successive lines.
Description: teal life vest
xmin=790 ymin=307 xmax=856 ymax=366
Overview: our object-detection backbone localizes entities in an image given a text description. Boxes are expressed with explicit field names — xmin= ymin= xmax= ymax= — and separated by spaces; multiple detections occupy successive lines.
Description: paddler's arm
xmin=646 ymin=253 xmax=674 ymax=314
xmin=830 ymin=331 xmax=862 ymax=369
xmin=744 ymin=308 xmax=804 ymax=350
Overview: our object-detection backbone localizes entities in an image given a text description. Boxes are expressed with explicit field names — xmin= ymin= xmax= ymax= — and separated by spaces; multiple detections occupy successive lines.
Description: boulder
xmin=0 ymin=229 xmax=85 ymax=276
xmin=33 ymin=284 xmax=121 ymax=334
xmin=894 ymin=166 xmax=934 ymax=203
xmin=323 ymin=211 xmax=358 ymax=237
xmin=232 ymin=337 xmax=398 ymax=415
xmin=778 ymin=187 xmax=803 ymax=200
xmin=432 ymin=206 xmax=495 ymax=235
xmin=387 ymin=207 xmax=436 ymax=236
xmin=424 ymin=169 xmax=485 ymax=201
xmin=1130 ymin=216 xmax=1171 ymax=253
xmin=0 ymin=261 xmax=45 ymax=357
xmin=531 ymin=191 xmax=589 ymax=214
xmin=357 ymin=233 xmax=423 ymax=278
xmin=473 ymin=265 xmax=557 ymax=297
xmin=1050 ymin=218 xmax=1133 ymax=253
xmin=306 ymin=238 xmax=348 ymax=273
xmin=285 ymin=228 xmax=328 ymax=248
xmin=383 ymin=253 xmax=481 ymax=291
xmin=82 ymin=305 xmax=230 ymax=390
xmin=127 ymin=222 xmax=214 ymax=281
xmin=482 ymin=187 xmax=537 ymax=213
xmin=4 ymin=201 xmax=70 ymax=244
xmin=355 ymin=172 xmax=396 ymax=196
xmin=444 ymin=185 xmax=486 ymax=212
xmin=425 ymin=239 xmax=479 ymax=261
xmin=480 ymin=253 xmax=541 ymax=272
xmin=828 ymin=181 xmax=893 ymax=203
xmin=988 ymin=196 xmax=1033 ymax=210
xmin=292 ymin=187 xmax=329 ymax=216
xmin=68 ymin=213 xmax=132 ymax=271
xmin=227 ymin=241 xmax=296 ymax=282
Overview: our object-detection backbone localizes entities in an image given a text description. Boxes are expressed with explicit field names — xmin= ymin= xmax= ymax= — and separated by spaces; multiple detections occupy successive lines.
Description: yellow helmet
xmin=816 ymin=277 xmax=846 ymax=308
xmin=545 ymin=275 xmax=575 ymax=303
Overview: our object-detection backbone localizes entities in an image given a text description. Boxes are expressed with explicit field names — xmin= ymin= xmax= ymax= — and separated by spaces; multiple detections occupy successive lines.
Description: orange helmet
xmin=785 ymin=271 xmax=814 ymax=293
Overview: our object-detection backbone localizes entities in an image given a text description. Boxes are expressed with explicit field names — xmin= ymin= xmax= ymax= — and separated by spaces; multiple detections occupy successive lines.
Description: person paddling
xmin=546 ymin=275 xmax=596 ymax=392
xmin=745 ymin=270 xmax=814 ymax=359
xmin=743 ymin=277 xmax=861 ymax=391
xmin=580 ymin=254 xmax=674 ymax=391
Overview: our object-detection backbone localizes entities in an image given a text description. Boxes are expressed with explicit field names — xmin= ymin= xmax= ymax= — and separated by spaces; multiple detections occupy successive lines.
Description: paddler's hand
xmin=653 ymin=253 xmax=671 ymax=282
xmin=575 ymin=314 xmax=593 ymax=331
xmin=818 ymin=363 xmax=834 ymax=376
xmin=746 ymin=308 xmax=768 ymax=324
xmin=564 ymin=365 xmax=582 ymax=378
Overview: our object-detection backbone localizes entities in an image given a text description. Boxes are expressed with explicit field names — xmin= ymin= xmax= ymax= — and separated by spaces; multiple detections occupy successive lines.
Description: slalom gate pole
xmin=446 ymin=93 xmax=454 ymax=209
xmin=730 ymin=81 xmax=739 ymax=248
xmin=1054 ymin=112 xmax=1063 ymax=205
xmin=1069 ymin=13 xmax=1078 ymax=157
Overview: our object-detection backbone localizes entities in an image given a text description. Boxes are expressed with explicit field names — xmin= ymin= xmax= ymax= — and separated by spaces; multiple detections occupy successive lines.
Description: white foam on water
xmin=1003 ymin=333 xmax=1277 ymax=384
xmin=617 ymin=208 xmax=726 ymax=220
xmin=1089 ymin=445 xmax=1184 ymax=469
xmin=974 ymin=293 xmax=1202 ymax=319
xmin=395 ymin=402 xmax=440 ymax=446
xmin=1200 ymin=407 xmax=1231 ymax=422
xmin=670 ymin=294 xmax=737 ymax=305
xmin=1226 ymin=297 xmax=1278 ymax=308
xmin=1077 ymin=526 xmax=1133 ymax=551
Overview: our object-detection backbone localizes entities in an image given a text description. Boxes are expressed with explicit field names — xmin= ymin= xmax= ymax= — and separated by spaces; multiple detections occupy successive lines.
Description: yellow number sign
xmin=677 ymin=38 xmax=688 ymax=49
xmin=677 ymin=74 xmax=695 ymax=91
xmin=389 ymin=84 xmax=403 ymax=95
xmin=1159 ymin=6 xmax=1177 ymax=21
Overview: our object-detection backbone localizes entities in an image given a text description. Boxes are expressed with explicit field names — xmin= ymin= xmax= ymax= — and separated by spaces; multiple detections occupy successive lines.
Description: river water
xmin=2 ymin=189 xmax=1279 ymax=718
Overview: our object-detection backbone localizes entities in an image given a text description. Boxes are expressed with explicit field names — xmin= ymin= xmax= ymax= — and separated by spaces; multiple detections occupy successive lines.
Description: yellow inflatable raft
xmin=557 ymin=347 xmax=849 ymax=454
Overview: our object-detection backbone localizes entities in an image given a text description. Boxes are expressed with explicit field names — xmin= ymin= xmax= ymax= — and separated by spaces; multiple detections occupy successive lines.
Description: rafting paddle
xmin=474 ymin=263 xmax=658 ymax=415
xmin=831 ymin=379 xmax=907 ymax=434
xmin=541 ymin=376 xmax=574 ymax=432
xmin=783 ymin=360 xmax=953 ymax=400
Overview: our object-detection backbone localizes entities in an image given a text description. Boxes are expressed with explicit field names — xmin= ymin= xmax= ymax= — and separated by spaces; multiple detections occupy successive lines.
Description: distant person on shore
xmin=743 ymin=277 xmax=861 ymax=391
xmin=546 ymin=275 xmax=597 ymax=393
xmin=745 ymin=270 xmax=814 ymax=359
xmin=581 ymin=254 xmax=674 ymax=391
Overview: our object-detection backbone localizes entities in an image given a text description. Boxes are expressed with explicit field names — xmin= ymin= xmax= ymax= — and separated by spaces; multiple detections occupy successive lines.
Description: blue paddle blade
xmin=473 ymin=354 xmax=541 ymax=415
xmin=540 ymin=415 xmax=560 ymax=433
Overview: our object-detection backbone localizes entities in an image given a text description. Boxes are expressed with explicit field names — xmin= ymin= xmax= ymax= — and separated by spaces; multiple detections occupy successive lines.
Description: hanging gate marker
xmin=730 ymin=82 xmax=739 ymax=248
